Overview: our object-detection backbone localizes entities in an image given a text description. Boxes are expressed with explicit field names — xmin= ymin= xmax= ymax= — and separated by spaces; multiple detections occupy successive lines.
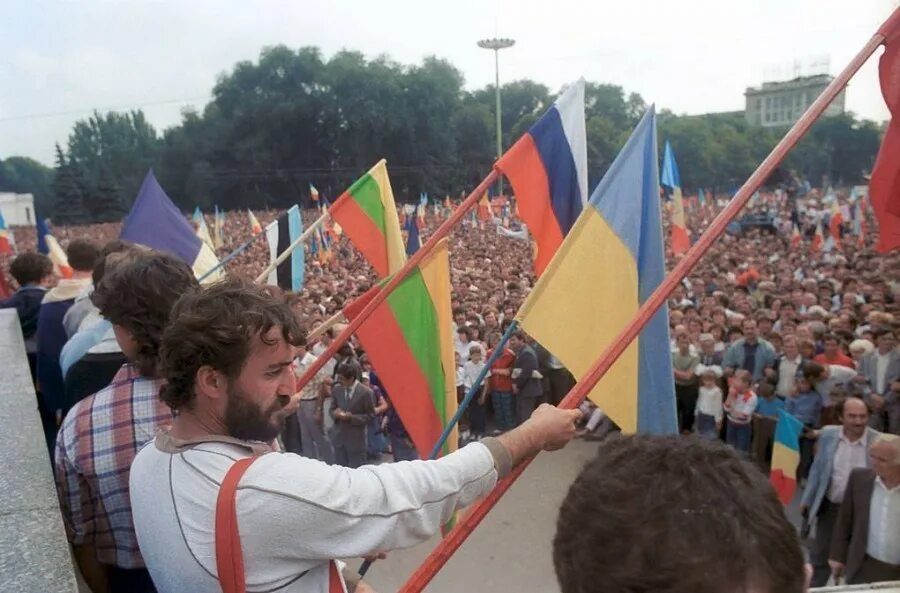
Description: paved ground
xmin=362 ymin=439 xmax=599 ymax=593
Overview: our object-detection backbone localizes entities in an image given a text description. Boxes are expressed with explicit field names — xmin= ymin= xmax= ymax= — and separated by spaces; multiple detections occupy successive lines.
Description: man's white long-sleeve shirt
xmin=130 ymin=431 xmax=507 ymax=593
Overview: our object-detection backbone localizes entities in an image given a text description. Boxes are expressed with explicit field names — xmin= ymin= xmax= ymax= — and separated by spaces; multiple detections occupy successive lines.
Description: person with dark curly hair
xmin=553 ymin=434 xmax=809 ymax=593
xmin=54 ymin=250 xmax=199 ymax=593
xmin=0 ymin=251 xmax=53 ymax=379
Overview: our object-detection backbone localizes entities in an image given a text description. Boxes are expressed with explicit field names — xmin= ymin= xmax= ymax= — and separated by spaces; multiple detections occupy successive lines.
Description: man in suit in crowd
xmin=801 ymin=397 xmax=881 ymax=587
xmin=329 ymin=362 xmax=374 ymax=468
xmin=829 ymin=436 xmax=900 ymax=584
xmin=856 ymin=328 xmax=900 ymax=434
xmin=510 ymin=331 xmax=543 ymax=426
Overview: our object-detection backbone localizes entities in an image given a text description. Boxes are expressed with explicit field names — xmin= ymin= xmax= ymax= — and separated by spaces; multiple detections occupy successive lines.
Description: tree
xmin=90 ymin=166 xmax=125 ymax=222
xmin=0 ymin=156 xmax=54 ymax=216
xmin=51 ymin=144 xmax=88 ymax=224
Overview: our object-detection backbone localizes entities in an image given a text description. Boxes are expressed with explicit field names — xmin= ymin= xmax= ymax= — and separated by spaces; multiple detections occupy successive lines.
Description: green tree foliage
xmin=3 ymin=45 xmax=883 ymax=222
xmin=0 ymin=156 xmax=54 ymax=216
xmin=51 ymin=144 xmax=88 ymax=224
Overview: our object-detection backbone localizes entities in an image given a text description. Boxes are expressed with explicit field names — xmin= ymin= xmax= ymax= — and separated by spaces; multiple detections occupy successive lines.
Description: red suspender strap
xmin=216 ymin=456 xmax=257 ymax=593
xmin=215 ymin=455 xmax=347 ymax=593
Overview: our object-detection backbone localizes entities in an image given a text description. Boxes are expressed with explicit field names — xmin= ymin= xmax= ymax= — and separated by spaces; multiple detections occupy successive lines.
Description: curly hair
xmin=553 ymin=434 xmax=805 ymax=593
xmin=9 ymin=252 xmax=53 ymax=286
xmin=159 ymin=278 xmax=305 ymax=411
xmin=91 ymin=251 xmax=199 ymax=377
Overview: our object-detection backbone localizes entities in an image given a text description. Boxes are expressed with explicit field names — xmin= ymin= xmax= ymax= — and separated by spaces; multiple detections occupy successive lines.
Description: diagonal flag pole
xmin=397 ymin=11 xmax=897 ymax=593
xmin=292 ymin=171 xmax=499 ymax=396
xmin=199 ymin=231 xmax=263 ymax=282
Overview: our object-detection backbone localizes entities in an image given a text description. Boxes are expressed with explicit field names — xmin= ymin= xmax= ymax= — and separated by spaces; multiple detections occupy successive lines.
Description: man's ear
xmin=196 ymin=366 xmax=227 ymax=402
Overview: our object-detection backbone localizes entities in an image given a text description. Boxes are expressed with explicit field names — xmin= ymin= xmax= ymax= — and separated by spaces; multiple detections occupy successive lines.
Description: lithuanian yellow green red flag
xmin=342 ymin=239 xmax=457 ymax=458
xmin=329 ymin=160 xmax=406 ymax=277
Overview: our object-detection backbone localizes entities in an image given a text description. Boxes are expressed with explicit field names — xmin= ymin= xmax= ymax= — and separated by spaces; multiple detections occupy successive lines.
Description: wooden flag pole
xmin=254 ymin=211 xmax=329 ymax=284
xmin=398 ymin=17 xmax=893 ymax=593
xmin=292 ymin=170 xmax=499 ymax=397
xmin=306 ymin=310 xmax=345 ymax=342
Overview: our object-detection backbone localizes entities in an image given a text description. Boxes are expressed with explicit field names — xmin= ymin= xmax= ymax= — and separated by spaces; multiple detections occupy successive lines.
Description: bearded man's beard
xmin=224 ymin=383 xmax=290 ymax=443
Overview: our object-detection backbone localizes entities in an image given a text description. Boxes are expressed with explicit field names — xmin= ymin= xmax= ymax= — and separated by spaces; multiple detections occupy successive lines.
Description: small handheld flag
xmin=770 ymin=410 xmax=804 ymax=504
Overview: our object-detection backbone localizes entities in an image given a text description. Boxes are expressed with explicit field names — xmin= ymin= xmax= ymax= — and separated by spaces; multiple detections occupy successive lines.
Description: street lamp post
xmin=477 ymin=37 xmax=515 ymax=198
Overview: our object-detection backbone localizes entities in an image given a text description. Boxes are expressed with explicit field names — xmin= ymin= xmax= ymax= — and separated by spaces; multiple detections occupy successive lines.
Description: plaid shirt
xmin=55 ymin=363 xmax=173 ymax=568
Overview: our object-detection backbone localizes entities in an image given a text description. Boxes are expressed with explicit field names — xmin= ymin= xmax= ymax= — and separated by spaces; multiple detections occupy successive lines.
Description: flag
xmin=811 ymin=220 xmax=824 ymax=252
xmin=247 ymin=209 xmax=263 ymax=235
xmin=343 ymin=239 xmax=457 ymax=458
xmin=855 ymin=200 xmax=867 ymax=247
xmin=515 ymin=107 xmax=676 ymax=434
xmin=698 ymin=187 xmax=706 ymax=206
xmin=310 ymin=184 xmax=320 ymax=203
xmin=661 ymin=141 xmax=690 ymax=254
xmin=265 ymin=205 xmax=304 ymax=292
xmin=213 ymin=205 xmax=225 ymax=248
xmin=192 ymin=207 xmax=215 ymax=248
xmin=417 ymin=202 xmax=426 ymax=226
xmin=0 ymin=209 xmax=14 ymax=255
xmin=477 ymin=192 xmax=492 ymax=221
xmin=871 ymin=14 xmax=900 ymax=252
xmin=120 ymin=170 xmax=221 ymax=280
xmin=405 ymin=213 xmax=421 ymax=256
xmin=790 ymin=223 xmax=802 ymax=248
xmin=0 ymin=267 xmax=10 ymax=299
xmin=770 ymin=409 xmax=803 ymax=505
xmin=329 ymin=159 xmax=406 ymax=278
xmin=317 ymin=226 xmax=332 ymax=264
xmin=36 ymin=217 xmax=73 ymax=278
xmin=496 ymin=79 xmax=587 ymax=276
xmin=829 ymin=201 xmax=843 ymax=249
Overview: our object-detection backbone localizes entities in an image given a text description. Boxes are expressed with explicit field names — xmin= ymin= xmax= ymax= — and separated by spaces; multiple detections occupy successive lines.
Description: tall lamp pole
xmin=477 ymin=37 xmax=515 ymax=198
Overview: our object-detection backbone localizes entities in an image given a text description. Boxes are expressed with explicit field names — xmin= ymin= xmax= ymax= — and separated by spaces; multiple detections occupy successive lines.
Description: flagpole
xmin=397 ymin=18 xmax=893 ymax=593
xmin=254 ymin=211 xmax=329 ymax=284
xmin=307 ymin=310 xmax=345 ymax=342
xmin=198 ymin=231 xmax=263 ymax=283
xmin=293 ymin=171 xmax=499 ymax=398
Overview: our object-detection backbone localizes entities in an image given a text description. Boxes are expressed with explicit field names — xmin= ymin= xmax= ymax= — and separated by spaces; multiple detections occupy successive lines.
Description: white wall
xmin=0 ymin=193 xmax=36 ymax=226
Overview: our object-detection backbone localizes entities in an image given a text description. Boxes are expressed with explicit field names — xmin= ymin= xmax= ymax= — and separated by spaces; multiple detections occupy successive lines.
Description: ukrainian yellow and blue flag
xmin=515 ymin=106 xmax=676 ymax=434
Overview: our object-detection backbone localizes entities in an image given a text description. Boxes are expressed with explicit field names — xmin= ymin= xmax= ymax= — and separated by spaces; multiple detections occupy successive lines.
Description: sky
xmin=1 ymin=0 xmax=896 ymax=165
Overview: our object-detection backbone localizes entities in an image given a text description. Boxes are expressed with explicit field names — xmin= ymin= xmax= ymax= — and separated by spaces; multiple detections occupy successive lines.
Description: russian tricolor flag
xmin=496 ymin=79 xmax=587 ymax=276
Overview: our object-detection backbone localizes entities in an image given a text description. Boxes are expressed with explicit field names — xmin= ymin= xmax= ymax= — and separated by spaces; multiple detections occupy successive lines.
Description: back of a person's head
xmin=159 ymin=278 xmax=304 ymax=410
xmin=91 ymin=251 xmax=199 ymax=377
xmin=9 ymin=252 xmax=53 ymax=286
xmin=553 ymin=434 xmax=805 ymax=593
xmin=91 ymin=240 xmax=133 ymax=286
xmin=65 ymin=239 xmax=101 ymax=273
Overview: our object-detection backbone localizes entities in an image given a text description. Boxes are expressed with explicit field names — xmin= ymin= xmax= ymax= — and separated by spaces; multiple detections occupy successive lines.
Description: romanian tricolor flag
xmin=329 ymin=160 xmax=406 ymax=278
xmin=192 ymin=207 xmax=215 ymax=249
xmin=0 ymin=209 xmax=14 ymax=255
xmin=661 ymin=141 xmax=690 ymax=255
xmin=770 ymin=409 xmax=803 ymax=505
xmin=476 ymin=192 xmax=492 ymax=221
xmin=36 ymin=217 xmax=72 ymax=278
xmin=343 ymin=239 xmax=457 ymax=458
xmin=496 ymin=79 xmax=587 ymax=277
xmin=121 ymin=170 xmax=221 ymax=281
xmin=515 ymin=107 xmax=676 ymax=435
xmin=248 ymin=209 xmax=262 ymax=235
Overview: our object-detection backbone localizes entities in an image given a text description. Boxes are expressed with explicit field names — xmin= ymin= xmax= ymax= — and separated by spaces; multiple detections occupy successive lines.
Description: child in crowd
xmin=784 ymin=374 xmax=822 ymax=482
xmin=751 ymin=379 xmax=784 ymax=469
xmin=694 ymin=364 xmax=724 ymax=440
xmin=462 ymin=344 xmax=488 ymax=441
xmin=724 ymin=369 xmax=758 ymax=453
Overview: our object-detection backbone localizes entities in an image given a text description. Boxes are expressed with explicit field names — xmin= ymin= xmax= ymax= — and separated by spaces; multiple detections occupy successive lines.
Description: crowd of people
xmin=1 ymin=182 xmax=899 ymax=591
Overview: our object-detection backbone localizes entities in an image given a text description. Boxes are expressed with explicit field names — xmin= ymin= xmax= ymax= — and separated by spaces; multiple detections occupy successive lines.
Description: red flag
xmin=829 ymin=202 xmax=843 ymax=250
xmin=790 ymin=223 xmax=802 ymax=248
xmin=811 ymin=221 xmax=824 ymax=253
xmin=872 ymin=13 xmax=900 ymax=251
